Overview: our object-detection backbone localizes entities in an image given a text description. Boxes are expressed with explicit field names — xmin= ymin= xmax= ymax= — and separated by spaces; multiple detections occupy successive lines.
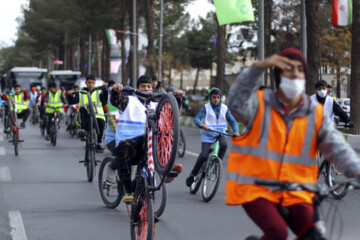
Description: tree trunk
xmin=350 ymin=0 xmax=360 ymax=134
xmin=96 ymin=33 xmax=101 ymax=78
xmin=305 ymin=0 xmax=320 ymax=94
xmin=193 ymin=67 xmax=200 ymax=92
xmin=336 ymin=65 xmax=341 ymax=98
xmin=180 ymin=70 xmax=183 ymax=90
xmin=216 ymin=24 xmax=226 ymax=90
xmin=80 ymin=37 xmax=87 ymax=77
xmin=103 ymin=32 xmax=111 ymax=82
xmin=264 ymin=0 xmax=273 ymax=86
xmin=144 ymin=0 xmax=156 ymax=76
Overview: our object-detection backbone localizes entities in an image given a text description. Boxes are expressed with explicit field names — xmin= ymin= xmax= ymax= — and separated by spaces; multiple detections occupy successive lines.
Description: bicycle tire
xmin=130 ymin=178 xmax=154 ymax=240
xmin=14 ymin=131 xmax=18 ymax=156
xmin=40 ymin=120 xmax=45 ymax=136
xmin=190 ymin=163 xmax=205 ymax=194
xmin=326 ymin=162 xmax=349 ymax=199
xmin=98 ymin=157 xmax=123 ymax=208
xmin=153 ymin=93 xmax=180 ymax=176
xmin=86 ymin=143 xmax=95 ymax=182
xmin=202 ymin=157 xmax=222 ymax=202
xmin=51 ymin=121 xmax=57 ymax=146
xmin=153 ymin=172 xmax=167 ymax=218
xmin=177 ymin=128 xmax=186 ymax=158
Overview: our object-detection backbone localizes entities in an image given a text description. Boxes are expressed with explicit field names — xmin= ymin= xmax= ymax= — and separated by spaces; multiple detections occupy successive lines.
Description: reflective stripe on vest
xmin=226 ymin=90 xmax=323 ymax=206
xmin=46 ymin=90 xmax=62 ymax=113
xmin=203 ymin=103 xmax=228 ymax=130
xmin=14 ymin=93 xmax=28 ymax=112
xmin=79 ymin=90 xmax=105 ymax=120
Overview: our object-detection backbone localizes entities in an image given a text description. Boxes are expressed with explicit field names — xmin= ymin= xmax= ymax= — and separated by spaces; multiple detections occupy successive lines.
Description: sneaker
xmin=164 ymin=164 xmax=183 ymax=183
xmin=20 ymin=122 xmax=25 ymax=128
xmin=4 ymin=127 xmax=10 ymax=134
xmin=96 ymin=144 xmax=104 ymax=153
xmin=123 ymin=192 xmax=135 ymax=204
xmin=106 ymin=167 xmax=117 ymax=184
xmin=186 ymin=174 xmax=195 ymax=187
xmin=45 ymin=135 xmax=50 ymax=141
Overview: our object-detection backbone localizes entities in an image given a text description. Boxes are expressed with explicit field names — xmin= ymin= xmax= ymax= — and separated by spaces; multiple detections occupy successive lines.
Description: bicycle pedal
xmin=18 ymin=140 xmax=24 ymax=142
xmin=78 ymin=160 xmax=86 ymax=163
xmin=167 ymin=172 xmax=179 ymax=178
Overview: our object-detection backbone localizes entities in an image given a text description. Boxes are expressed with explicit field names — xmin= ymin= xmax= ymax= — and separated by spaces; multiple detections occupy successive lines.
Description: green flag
xmin=214 ymin=0 xmax=254 ymax=26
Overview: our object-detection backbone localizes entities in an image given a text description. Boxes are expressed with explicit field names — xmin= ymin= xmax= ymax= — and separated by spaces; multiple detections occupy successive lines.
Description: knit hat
xmin=273 ymin=48 xmax=307 ymax=89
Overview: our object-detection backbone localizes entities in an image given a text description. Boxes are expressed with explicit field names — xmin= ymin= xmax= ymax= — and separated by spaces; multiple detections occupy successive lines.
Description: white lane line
xmin=9 ymin=211 xmax=28 ymax=240
xmin=185 ymin=151 xmax=199 ymax=157
xmin=0 ymin=147 xmax=5 ymax=155
xmin=0 ymin=167 xmax=11 ymax=181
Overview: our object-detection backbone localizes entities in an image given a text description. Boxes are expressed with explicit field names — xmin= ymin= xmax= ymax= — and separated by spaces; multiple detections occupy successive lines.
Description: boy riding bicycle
xmin=186 ymin=88 xmax=240 ymax=187
xmin=106 ymin=75 xmax=185 ymax=204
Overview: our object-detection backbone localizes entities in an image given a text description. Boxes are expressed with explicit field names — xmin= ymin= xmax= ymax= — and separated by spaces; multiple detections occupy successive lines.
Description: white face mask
xmin=279 ymin=76 xmax=305 ymax=100
xmin=317 ymin=89 xmax=327 ymax=98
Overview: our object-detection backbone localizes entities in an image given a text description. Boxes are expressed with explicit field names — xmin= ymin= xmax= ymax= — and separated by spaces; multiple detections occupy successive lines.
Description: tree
xmin=350 ymin=0 xmax=360 ymax=134
xmin=305 ymin=0 xmax=321 ymax=94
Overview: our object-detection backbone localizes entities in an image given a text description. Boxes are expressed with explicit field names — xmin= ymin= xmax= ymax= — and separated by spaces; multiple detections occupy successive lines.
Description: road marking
xmin=0 ymin=147 xmax=5 ymax=155
xmin=9 ymin=211 xmax=28 ymax=240
xmin=0 ymin=167 xmax=11 ymax=181
xmin=185 ymin=150 xmax=199 ymax=157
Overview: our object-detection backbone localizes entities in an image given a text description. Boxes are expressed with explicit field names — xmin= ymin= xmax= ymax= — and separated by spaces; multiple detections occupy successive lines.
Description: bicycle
xmin=252 ymin=178 xmax=360 ymax=240
xmin=7 ymin=95 xmax=24 ymax=156
xmin=117 ymin=86 xmax=179 ymax=240
xmin=317 ymin=123 xmax=352 ymax=199
xmin=190 ymin=128 xmax=235 ymax=202
xmin=98 ymin=156 xmax=168 ymax=218
xmin=177 ymin=100 xmax=190 ymax=158
xmin=31 ymin=106 xmax=39 ymax=124
xmin=73 ymin=87 xmax=101 ymax=182
xmin=46 ymin=106 xmax=62 ymax=146
xmin=67 ymin=104 xmax=78 ymax=137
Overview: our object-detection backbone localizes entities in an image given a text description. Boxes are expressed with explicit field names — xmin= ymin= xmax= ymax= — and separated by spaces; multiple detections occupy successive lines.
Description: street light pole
xmin=158 ymin=0 xmax=163 ymax=83
xmin=300 ymin=0 xmax=307 ymax=57
xmin=88 ymin=34 xmax=92 ymax=75
xmin=258 ymin=0 xmax=265 ymax=84
xmin=132 ymin=0 xmax=137 ymax=87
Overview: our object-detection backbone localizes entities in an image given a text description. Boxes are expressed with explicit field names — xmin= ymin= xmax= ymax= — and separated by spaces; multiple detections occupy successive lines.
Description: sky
xmin=0 ymin=0 xmax=213 ymax=48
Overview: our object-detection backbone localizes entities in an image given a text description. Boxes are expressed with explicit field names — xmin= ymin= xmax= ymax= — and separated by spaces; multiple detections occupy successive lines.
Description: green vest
xmin=46 ymin=90 xmax=63 ymax=113
xmin=14 ymin=93 xmax=28 ymax=113
xmin=79 ymin=89 xmax=105 ymax=120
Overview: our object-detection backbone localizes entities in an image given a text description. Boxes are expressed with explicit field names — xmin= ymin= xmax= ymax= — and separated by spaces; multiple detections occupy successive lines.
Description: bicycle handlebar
xmin=199 ymin=126 xmax=236 ymax=137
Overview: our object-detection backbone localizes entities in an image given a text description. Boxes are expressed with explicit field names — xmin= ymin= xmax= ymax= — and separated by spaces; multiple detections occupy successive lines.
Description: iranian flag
xmin=332 ymin=0 xmax=352 ymax=26
xmin=105 ymin=29 xmax=118 ymax=45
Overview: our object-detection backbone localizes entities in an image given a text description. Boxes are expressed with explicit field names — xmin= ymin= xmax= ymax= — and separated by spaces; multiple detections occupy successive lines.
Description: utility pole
xmin=132 ymin=0 xmax=137 ymax=87
xmin=158 ymin=0 xmax=164 ymax=83
xmin=64 ymin=31 xmax=68 ymax=70
xmin=258 ymin=0 xmax=264 ymax=84
xmin=300 ymin=0 xmax=307 ymax=57
xmin=88 ymin=34 xmax=92 ymax=75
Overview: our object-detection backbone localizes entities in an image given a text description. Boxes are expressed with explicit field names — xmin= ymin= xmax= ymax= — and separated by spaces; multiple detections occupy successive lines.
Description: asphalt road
xmin=0 ymin=123 xmax=360 ymax=240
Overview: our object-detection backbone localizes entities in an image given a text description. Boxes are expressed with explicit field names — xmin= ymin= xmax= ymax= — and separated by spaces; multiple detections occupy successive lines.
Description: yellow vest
xmin=14 ymin=93 xmax=28 ymax=113
xmin=79 ymin=89 xmax=105 ymax=120
xmin=46 ymin=90 xmax=63 ymax=113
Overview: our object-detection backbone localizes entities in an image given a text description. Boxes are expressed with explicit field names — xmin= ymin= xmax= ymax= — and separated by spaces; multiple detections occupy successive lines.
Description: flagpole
xmin=258 ymin=0 xmax=264 ymax=85
xmin=300 ymin=0 xmax=307 ymax=57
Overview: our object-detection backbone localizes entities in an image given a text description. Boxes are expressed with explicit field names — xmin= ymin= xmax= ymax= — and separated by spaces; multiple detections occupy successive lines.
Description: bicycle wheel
xmin=51 ymin=122 xmax=57 ymax=146
xmin=153 ymin=172 xmax=167 ymax=218
xmin=98 ymin=157 xmax=123 ymax=208
xmin=86 ymin=142 xmax=95 ymax=182
xmin=326 ymin=163 xmax=349 ymax=199
xmin=153 ymin=93 xmax=180 ymax=176
xmin=130 ymin=178 xmax=154 ymax=240
xmin=177 ymin=128 xmax=186 ymax=158
xmin=13 ymin=131 xmax=18 ymax=156
xmin=190 ymin=163 xmax=205 ymax=194
xmin=202 ymin=157 xmax=222 ymax=202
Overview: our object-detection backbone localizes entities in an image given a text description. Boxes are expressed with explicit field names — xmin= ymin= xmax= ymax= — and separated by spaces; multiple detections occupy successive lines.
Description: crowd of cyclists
xmin=1 ymin=47 xmax=360 ymax=240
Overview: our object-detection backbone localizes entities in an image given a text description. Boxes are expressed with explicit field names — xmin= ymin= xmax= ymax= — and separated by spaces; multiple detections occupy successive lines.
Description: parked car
xmin=334 ymin=98 xmax=350 ymax=125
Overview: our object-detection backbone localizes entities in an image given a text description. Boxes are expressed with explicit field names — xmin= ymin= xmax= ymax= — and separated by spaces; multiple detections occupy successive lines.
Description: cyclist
xmin=3 ymin=84 xmax=31 ymax=129
xmin=65 ymin=85 xmax=79 ymax=131
xmin=185 ymin=88 xmax=240 ymax=187
xmin=44 ymin=82 xmax=68 ymax=141
xmin=310 ymin=80 xmax=351 ymax=125
xmin=67 ymin=75 xmax=108 ymax=152
xmin=37 ymin=87 xmax=47 ymax=125
xmin=29 ymin=86 xmax=38 ymax=122
xmin=0 ymin=85 xmax=15 ymax=132
xmin=106 ymin=75 xmax=185 ymax=204
xmin=225 ymin=48 xmax=360 ymax=240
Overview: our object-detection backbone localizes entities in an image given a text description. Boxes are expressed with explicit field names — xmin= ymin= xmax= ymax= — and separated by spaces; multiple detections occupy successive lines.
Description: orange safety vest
xmin=226 ymin=90 xmax=324 ymax=207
